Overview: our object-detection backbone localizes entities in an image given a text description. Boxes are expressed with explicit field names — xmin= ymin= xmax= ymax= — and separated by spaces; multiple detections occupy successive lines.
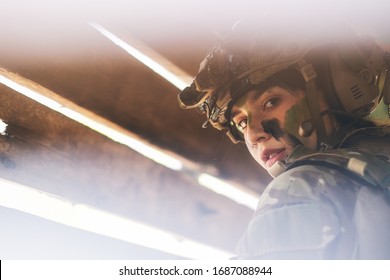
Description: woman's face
xmin=231 ymin=86 xmax=311 ymax=172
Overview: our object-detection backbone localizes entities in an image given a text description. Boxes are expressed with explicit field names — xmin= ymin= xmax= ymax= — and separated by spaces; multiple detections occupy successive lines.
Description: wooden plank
xmin=0 ymin=84 xmax=252 ymax=257
xmin=0 ymin=21 xmax=271 ymax=195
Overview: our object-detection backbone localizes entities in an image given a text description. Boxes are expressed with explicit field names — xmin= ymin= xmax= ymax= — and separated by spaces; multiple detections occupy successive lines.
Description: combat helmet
xmin=178 ymin=19 xmax=390 ymax=150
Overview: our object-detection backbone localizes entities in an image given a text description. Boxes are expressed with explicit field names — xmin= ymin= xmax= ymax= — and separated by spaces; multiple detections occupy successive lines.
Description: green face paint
xmin=284 ymin=97 xmax=316 ymax=149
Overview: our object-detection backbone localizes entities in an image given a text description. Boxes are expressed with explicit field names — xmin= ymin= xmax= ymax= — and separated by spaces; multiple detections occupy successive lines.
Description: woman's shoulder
xmin=239 ymin=165 xmax=345 ymax=258
xmin=258 ymin=164 xmax=358 ymax=210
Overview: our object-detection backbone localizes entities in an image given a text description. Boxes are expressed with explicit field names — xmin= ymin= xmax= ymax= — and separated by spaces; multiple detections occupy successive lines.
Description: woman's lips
xmin=262 ymin=148 xmax=286 ymax=168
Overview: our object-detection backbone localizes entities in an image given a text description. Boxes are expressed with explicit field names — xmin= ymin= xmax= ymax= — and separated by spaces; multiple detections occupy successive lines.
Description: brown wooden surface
xmin=0 ymin=84 xmax=254 ymax=255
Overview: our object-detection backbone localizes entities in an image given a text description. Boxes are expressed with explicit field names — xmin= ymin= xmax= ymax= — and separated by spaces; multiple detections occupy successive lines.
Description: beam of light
xmin=89 ymin=23 xmax=260 ymax=209
xmin=198 ymin=174 xmax=258 ymax=210
xmin=0 ymin=177 xmax=233 ymax=260
xmin=59 ymin=107 xmax=183 ymax=171
xmin=0 ymin=119 xmax=8 ymax=135
xmin=0 ymin=71 xmax=183 ymax=171
xmin=0 ymin=67 xmax=259 ymax=210
xmin=0 ymin=27 xmax=260 ymax=210
xmin=89 ymin=22 xmax=193 ymax=91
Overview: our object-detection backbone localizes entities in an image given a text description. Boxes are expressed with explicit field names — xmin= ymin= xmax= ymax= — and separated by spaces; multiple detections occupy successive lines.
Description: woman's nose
xmin=246 ymin=119 xmax=270 ymax=145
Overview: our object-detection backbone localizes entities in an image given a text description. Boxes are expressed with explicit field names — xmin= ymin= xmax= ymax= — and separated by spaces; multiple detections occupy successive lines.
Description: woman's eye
xmin=263 ymin=97 xmax=280 ymax=111
xmin=235 ymin=119 xmax=247 ymax=132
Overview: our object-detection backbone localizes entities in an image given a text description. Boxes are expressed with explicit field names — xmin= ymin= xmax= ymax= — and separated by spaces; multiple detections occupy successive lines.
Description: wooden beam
xmin=0 ymin=80 xmax=252 ymax=258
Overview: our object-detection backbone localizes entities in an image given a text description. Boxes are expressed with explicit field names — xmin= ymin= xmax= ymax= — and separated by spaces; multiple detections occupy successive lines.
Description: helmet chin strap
xmin=292 ymin=59 xmax=360 ymax=150
xmin=295 ymin=60 xmax=332 ymax=150
xmin=267 ymin=161 xmax=287 ymax=178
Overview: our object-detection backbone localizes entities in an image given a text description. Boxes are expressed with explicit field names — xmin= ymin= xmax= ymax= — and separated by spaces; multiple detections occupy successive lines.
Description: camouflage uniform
xmin=236 ymin=127 xmax=390 ymax=259
xmin=176 ymin=20 xmax=390 ymax=259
